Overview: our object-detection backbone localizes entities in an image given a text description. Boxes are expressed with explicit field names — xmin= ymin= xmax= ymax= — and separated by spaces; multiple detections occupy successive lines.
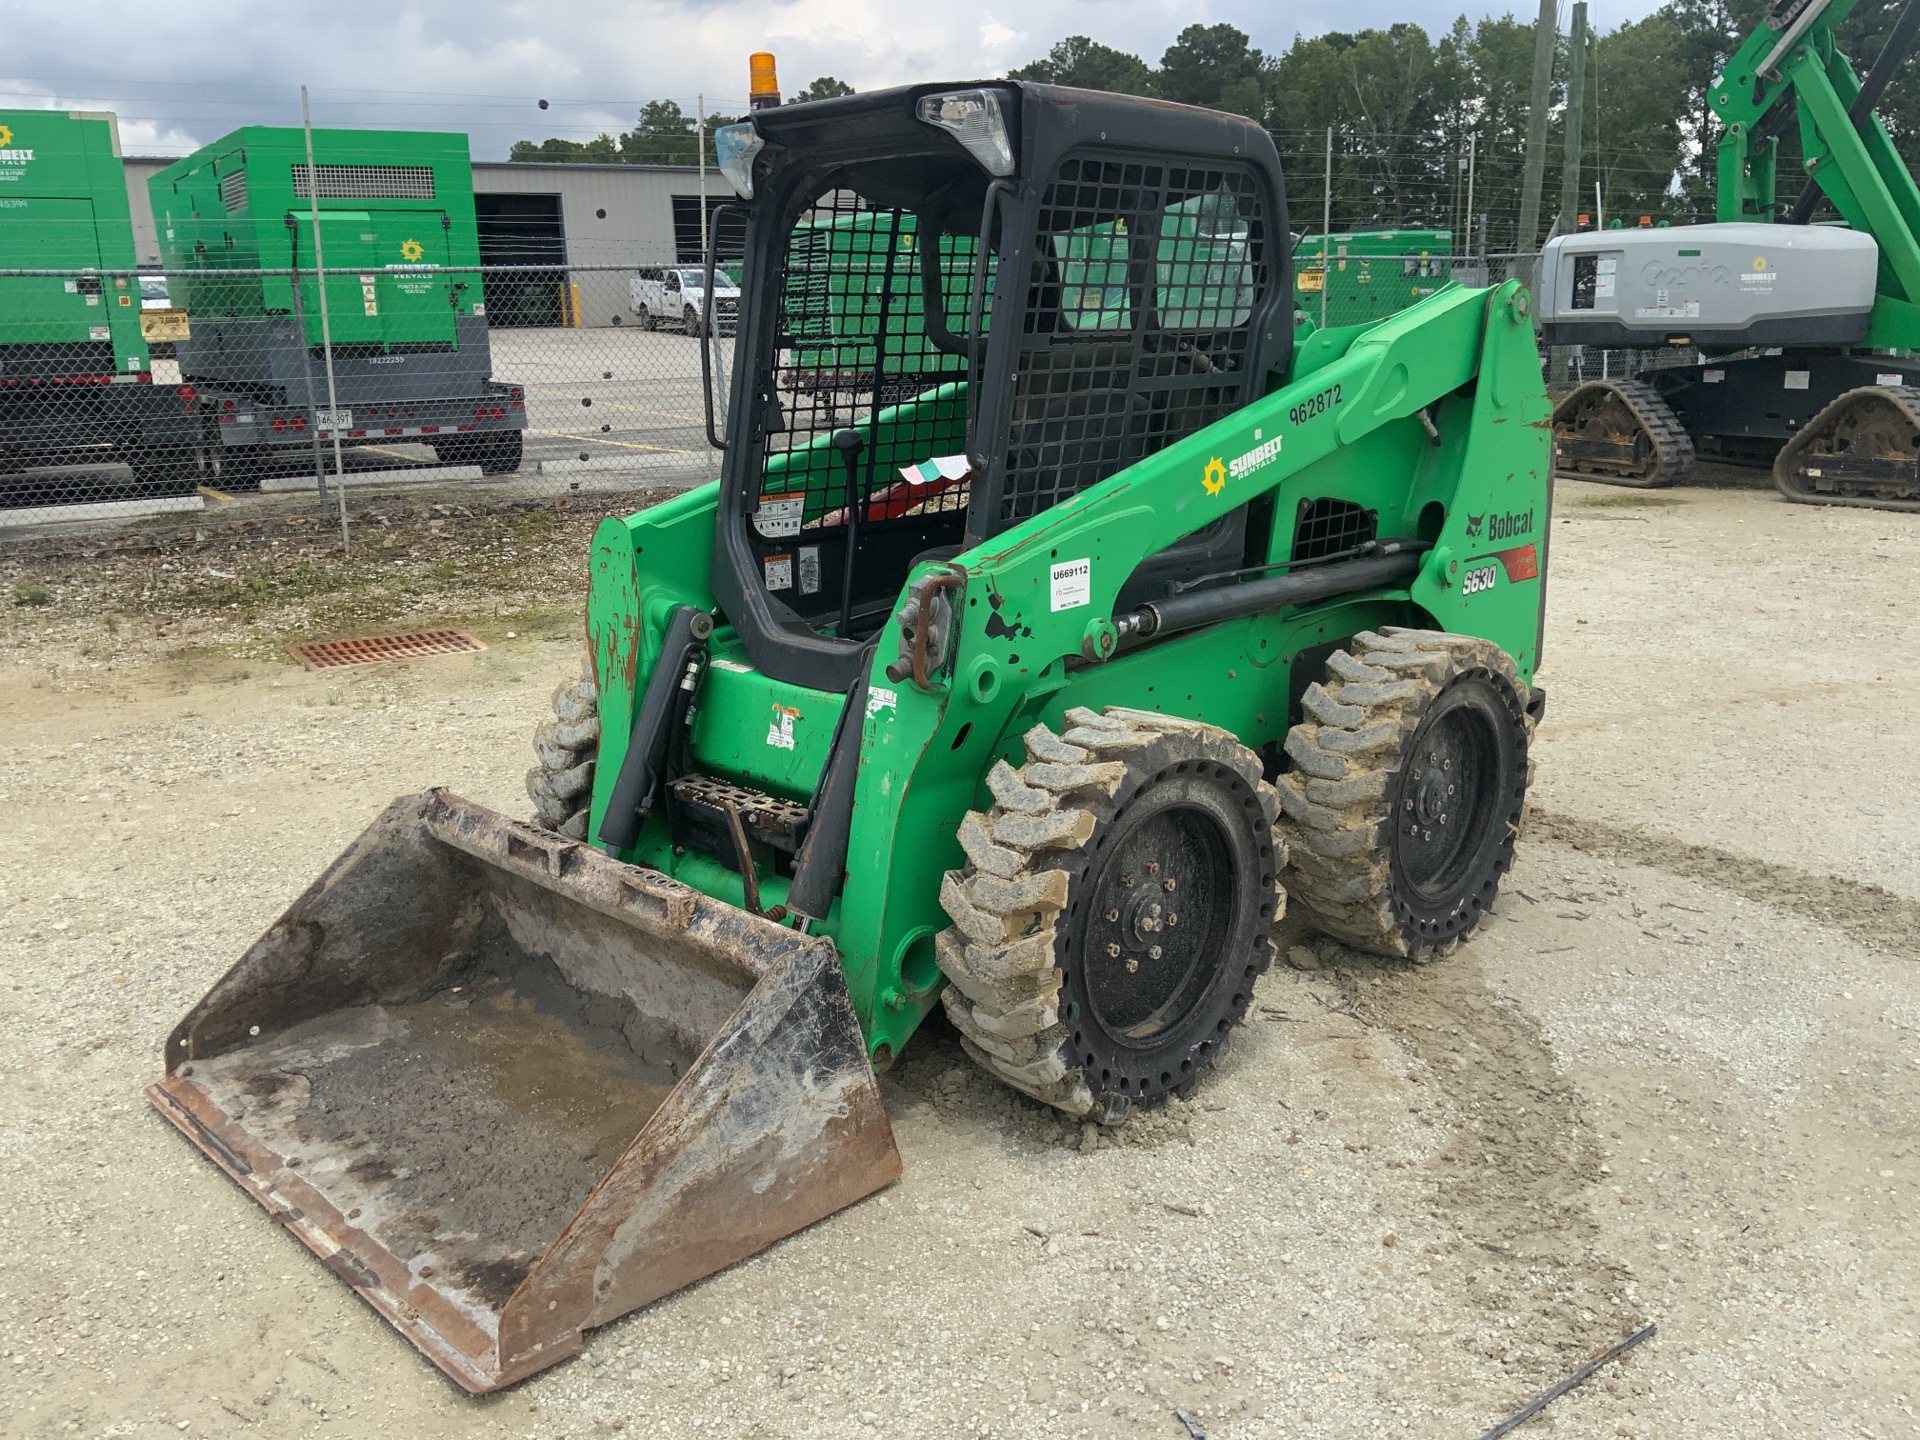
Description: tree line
xmin=512 ymin=0 xmax=1920 ymax=253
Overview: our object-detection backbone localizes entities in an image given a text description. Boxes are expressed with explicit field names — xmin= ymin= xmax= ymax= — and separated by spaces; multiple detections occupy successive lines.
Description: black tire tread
xmin=525 ymin=656 xmax=599 ymax=840
xmin=935 ymin=706 xmax=1284 ymax=1121
xmin=1275 ymin=626 xmax=1529 ymax=962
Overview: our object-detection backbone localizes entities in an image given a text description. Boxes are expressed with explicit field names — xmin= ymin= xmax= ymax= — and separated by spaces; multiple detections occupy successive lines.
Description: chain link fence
xmin=0 ymin=260 xmax=722 ymax=537
xmin=1 ymin=249 xmax=1670 ymax=544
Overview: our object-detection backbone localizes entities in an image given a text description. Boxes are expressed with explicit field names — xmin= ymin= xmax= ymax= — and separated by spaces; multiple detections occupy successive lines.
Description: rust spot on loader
xmin=148 ymin=791 xmax=901 ymax=1393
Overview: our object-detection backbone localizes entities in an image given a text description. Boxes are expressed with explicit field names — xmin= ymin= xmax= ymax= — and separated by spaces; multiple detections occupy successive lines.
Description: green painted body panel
xmin=582 ymin=278 xmax=1549 ymax=1066
xmin=1711 ymin=0 xmax=1920 ymax=345
xmin=0 ymin=109 xmax=151 ymax=372
xmin=148 ymin=128 xmax=488 ymax=345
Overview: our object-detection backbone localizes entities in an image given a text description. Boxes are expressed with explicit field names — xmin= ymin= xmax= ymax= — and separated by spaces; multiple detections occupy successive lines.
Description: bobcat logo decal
xmin=1464 ymin=512 xmax=1485 ymax=539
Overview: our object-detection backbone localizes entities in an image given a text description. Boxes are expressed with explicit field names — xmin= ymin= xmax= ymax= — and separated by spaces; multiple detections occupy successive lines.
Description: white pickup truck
xmin=629 ymin=267 xmax=740 ymax=334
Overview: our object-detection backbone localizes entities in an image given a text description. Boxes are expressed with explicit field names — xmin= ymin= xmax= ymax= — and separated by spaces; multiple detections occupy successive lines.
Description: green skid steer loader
xmin=150 ymin=82 xmax=1552 ymax=1392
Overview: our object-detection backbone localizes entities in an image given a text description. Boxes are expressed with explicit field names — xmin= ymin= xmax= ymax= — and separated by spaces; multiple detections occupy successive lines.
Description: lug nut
xmin=1148 ymin=945 xmax=1163 ymax=960
xmin=1162 ymin=878 xmax=1176 ymax=893
xmin=1105 ymin=908 xmax=1120 ymax=922
xmin=1107 ymin=943 xmax=1122 ymax=958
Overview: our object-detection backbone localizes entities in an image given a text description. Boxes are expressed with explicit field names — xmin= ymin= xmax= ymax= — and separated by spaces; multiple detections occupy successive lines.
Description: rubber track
xmin=1552 ymin=377 xmax=1696 ymax=488
xmin=935 ymin=706 xmax=1284 ymax=1121
xmin=1274 ymin=627 xmax=1530 ymax=962
xmin=524 ymin=656 xmax=600 ymax=840
xmin=1772 ymin=383 xmax=1920 ymax=514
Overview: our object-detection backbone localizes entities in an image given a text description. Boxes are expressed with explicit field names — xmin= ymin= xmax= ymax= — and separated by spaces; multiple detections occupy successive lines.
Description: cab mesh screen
xmin=998 ymin=154 xmax=1270 ymax=527
xmin=756 ymin=189 xmax=986 ymax=541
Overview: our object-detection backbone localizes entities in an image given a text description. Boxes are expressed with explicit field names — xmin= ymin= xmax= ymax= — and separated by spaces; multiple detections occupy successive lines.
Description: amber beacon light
xmin=749 ymin=53 xmax=781 ymax=109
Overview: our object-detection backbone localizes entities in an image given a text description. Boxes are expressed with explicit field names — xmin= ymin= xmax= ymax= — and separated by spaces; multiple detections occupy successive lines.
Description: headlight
xmin=916 ymin=89 xmax=1015 ymax=176
xmin=716 ymin=122 xmax=765 ymax=199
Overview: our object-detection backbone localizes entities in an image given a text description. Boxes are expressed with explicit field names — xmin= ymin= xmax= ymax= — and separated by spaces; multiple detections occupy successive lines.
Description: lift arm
xmin=1712 ymin=0 xmax=1920 ymax=322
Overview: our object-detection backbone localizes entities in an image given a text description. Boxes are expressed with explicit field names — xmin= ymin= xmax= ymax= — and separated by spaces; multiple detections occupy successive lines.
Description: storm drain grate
xmin=291 ymin=629 xmax=486 ymax=670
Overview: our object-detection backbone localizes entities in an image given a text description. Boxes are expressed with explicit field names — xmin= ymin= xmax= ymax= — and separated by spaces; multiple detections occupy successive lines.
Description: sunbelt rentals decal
xmin=0 ymin=123 xmax=33 ymax=177
xmin=1202 ymin=430 xmax=1284 ymax=495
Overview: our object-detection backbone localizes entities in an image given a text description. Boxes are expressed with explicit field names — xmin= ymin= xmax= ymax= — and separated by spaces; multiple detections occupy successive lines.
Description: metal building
xmin=122 ymin=156 xmax=734 ymax=329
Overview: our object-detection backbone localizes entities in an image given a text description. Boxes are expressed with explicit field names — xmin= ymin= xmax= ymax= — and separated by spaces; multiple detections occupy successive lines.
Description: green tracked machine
xmin=1294 ymin=229 xmax=1455 ymax=327
xmin=0 ymin=109 xmax=202 ymax=490
xmin=151 ymin=80 xmax=1552 ymax=1391
xmin=149 ymin=127 xmax=525 ymax=486
xmin=1543 ymin=0 xmax=1920 ymax=511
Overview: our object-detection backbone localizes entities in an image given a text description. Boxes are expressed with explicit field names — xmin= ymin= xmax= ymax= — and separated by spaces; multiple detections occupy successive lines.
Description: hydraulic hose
xmin=597 ymin=604 xmax=713 ymax=853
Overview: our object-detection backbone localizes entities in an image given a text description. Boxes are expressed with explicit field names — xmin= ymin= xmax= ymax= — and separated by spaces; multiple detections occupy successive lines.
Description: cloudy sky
xmin=7 ymin=0 xmax=1666 ymax=161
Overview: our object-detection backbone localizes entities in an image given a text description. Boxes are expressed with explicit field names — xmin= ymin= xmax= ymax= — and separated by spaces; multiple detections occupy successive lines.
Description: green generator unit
xmin=0 ymin=108 xmax=200 ymax=489
xmin=149 ymin=127 xmax=524 ymax=482
xmin=1294 ymin=229 xmax=1454 ymax=327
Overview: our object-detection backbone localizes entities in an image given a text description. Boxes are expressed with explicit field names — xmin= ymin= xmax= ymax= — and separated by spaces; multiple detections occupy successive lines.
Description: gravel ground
xmin=0 ymin=472 xmax=1915 ymax=1439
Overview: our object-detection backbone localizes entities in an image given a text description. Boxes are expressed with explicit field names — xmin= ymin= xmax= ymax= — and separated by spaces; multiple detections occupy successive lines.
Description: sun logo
xmin=0 ymin=125 xmax=14 ymax=148
xmin=399 ymin=238 xmax=424 ymax=262
xmin=1202 ymin=457 xmax=1227 ymax=495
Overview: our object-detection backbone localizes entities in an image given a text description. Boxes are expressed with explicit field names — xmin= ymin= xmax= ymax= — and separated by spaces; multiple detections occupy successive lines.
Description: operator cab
xmin=708 ymin=83 xmax=1293 ymax=690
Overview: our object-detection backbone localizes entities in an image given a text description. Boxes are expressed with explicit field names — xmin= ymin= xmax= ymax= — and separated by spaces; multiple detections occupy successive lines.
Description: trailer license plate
xmin=315 ymin=408 xmax=354 ymax=430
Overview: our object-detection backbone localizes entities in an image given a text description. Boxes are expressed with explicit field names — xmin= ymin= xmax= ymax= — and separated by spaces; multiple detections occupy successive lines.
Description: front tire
xmin=1276 ymin=627 xmax=1530 ymax=961
xmin=937 ymin=707 xmax=1284 ymax=1123
xmin=526 ymin=657 xmax=600 ymax=839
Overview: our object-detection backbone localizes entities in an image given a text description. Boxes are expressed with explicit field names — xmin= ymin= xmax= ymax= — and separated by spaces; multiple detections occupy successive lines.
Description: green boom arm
xmin=1712 ymin=0 xmax=1920 ymax=344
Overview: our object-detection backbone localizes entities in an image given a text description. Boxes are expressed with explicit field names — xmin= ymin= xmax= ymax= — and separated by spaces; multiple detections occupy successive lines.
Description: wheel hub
xmin=1409 ymin=753 xmax=1456 ymax=833
xmin=1081 ymin=802 xmax=1231 ymax=1040
xmin=1393 ymin=693 xmax=1498 ymax=895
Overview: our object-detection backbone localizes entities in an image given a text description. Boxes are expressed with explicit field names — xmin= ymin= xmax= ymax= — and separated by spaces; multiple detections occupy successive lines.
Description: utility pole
xmin=1463 ymin=133 xmax=1477 ymax=259
xmin=1556 ymin=2 xmax=1590 ymax=238
xmin=1516 ymin=0 xmax=1559 ymax=257
xmin=697 ymin=92 xmax=709 ymax=259
xmin=1321 ymin=127 xmax=1333 ymax=329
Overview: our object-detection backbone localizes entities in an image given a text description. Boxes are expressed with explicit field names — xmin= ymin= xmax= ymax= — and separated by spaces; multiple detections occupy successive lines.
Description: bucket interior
xmin=174 ymin=846 xmax=757 ymax=1323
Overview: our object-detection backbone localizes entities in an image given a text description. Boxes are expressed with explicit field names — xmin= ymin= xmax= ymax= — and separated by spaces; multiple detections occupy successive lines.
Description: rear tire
xmin=526 ymin=656 xmax=600 ymax=841
xmin=639 ymin=306 xmax=657 ymax=331
xmin=434 ymin=432 xmax=522 ymax=475
xmin=936 ymin=707 xmax=1283 ymax=1123
xmin=1275 ymin=626 xmax=1530 ymax=962
xmin=683 ymin=306 xmax=700 ymax=335
xmin=125 ymin=443 xmax=204 ymax=495
xmin=215 ymin=445 xmax=267 ymax=492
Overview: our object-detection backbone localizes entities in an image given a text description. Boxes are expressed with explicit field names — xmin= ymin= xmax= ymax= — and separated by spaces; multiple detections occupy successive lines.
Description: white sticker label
xmin=754 ymin=494 xmax=804 ymax=538
xmin=1784 ymin=371 xmax=1811 ymax=391
xmin=763 ymin=553 xmax=793 ymax=590
xmin=766 ymin=706 xmax=798 ymax=750
xmin=1703 ymin=368 xmax=1725 ymax=383
xmin=1877 ymin=372 xmax=1904 ymax=386
xmin=63 ymin=279 xmax=78 ymax=293
xmin=471 ymin=303 xmax=486 ymax=317
xmin=798 ymin=545 xmax=821 ymax=595
xmin=866 ymin=686 xmax=898 ymax=717
xmin=1594 ymin=274 xmax=1615 ymax=298
xmin=88 ymin=325 xmax=110 ymax=341
xmin=1596 ymin=256 xmax=1617 ymax=275
xmin=1049 ymin=558 xmax=1091 ymax=612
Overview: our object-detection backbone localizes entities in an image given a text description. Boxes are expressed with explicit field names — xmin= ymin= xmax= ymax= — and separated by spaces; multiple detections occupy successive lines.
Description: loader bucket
xmin=147 ymin=790 xmax=900 ymax=1393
